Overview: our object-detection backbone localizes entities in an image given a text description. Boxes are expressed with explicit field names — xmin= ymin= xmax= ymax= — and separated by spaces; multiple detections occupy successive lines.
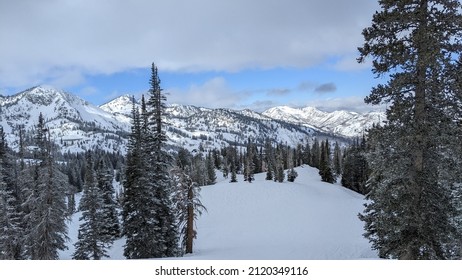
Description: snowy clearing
xmin=59 ymin=165 xmax=377 ymax=260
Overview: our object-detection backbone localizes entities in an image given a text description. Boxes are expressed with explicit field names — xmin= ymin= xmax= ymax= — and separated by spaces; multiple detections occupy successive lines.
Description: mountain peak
xmin=100 ymin=95 xmax=139 ymax=117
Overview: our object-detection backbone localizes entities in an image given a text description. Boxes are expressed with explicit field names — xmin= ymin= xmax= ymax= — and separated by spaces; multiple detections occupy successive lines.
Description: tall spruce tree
xmin=73 ymin=152 xmax=112 ymax=260
xmin=205 ymin=152 xmax=217 ymax=185
xmin=341 ymin=137 xmax=369 ymax=194
xmin=319 ymin=139 xmax=335 ymax=183
xmin=358 ymin=0 xmax=462 ymax=259
xmin=146 ymin=63 xmax=180 ymax=257
xmin=123 ymin=64 xmax=180 ymax=258
xmin=122 ymin=96 xmax=149 ymax=258
xmin=0 ymin=127 xmax=24 ymax=259
xmin=333 ymin=141 xmax=342 ymax=176
xmin=244 ymin=140 xmax=256 ymax=183
xmin=96 ymin=157 xmax=120 ymax=239
xmin=21 ymin=113 xmax=69 ymax=259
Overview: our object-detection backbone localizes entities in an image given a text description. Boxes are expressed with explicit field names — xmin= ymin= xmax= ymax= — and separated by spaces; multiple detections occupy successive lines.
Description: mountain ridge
xmin=1 ymin=86 xmax=384 ymax=155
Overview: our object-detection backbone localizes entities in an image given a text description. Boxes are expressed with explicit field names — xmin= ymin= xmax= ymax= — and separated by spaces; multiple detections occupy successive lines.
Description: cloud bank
xmin=0 ymin=0 xmax=378 ymax=89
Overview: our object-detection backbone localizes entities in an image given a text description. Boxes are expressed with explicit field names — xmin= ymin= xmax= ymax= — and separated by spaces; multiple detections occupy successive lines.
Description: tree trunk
xmin=403 ymin=0 xmax=428 ymax=260
xmin=186 ymin=186 xmax=194 ymax=254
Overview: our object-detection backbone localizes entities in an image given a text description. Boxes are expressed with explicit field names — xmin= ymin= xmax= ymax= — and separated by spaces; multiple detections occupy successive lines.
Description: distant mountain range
xmin=262 ymin=106 xmax=385 ymax=138
xmin=0 ymin=86 xmax=385 ymax=154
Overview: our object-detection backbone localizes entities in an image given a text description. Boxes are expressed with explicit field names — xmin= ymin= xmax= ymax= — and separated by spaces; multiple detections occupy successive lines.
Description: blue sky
xmin=0 ymin=0 xmax=382 ymax=112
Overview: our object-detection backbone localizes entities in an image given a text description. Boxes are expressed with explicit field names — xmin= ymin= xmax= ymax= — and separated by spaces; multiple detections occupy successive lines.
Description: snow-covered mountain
xmin=0 ymin=86 xmax=323 ymax=154
xmin=262 ymin=106 xmax=386 ymax=137
xmin=99 ymin=95 xmax=327 ymax=152
xmin=0 ymin=86 xmax=130 ymax=154
xmin=1 ymin=86 xmax=381 ymax=155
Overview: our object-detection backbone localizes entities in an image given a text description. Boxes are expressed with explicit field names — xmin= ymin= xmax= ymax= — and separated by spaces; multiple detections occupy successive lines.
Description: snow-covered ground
xmin=59 ymin=165 xmax=377 ymax=260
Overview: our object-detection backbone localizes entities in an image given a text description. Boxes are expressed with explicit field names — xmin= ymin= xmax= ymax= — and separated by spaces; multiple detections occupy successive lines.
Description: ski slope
xmin=59 ymin=165 xmax=377 ymax=260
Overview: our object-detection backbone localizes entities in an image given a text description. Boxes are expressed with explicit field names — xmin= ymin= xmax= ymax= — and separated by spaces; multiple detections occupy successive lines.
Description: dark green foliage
xmin=0 ymin=127 xmax=24 ymax=259
xmin=287 ymin=168 xmax=298 ymax=182
xmin=358 ymin=0 xmax=462 ymax=259
xmin=230 ymin=161 xmax=238 ymax=183
xmin=123 ymin=64 xmax=180 ymax=259
xmin=274 ymin=148 xmax=285 ymax=183
xmin=310 ymin=139 xmax=321 ymax=169
xmin=172 ymin=149 xmax=206 ymax=254
xmin=205 ymin=152 xmax=217 ymax=185
xmin=21 ymin=114 xmax=69 ymax=260
xmin=333 ymin=141 xmax=342 ymax=176
xmin=96 ymin=157 xmax=120 ymax=239
xmin=244 ymin=140 xmax=256 ymax=183
xmin=341 ymin=137 xmax=369 ymax=194
xmin=73 ymin=152 xmax=112 ymax=260
xmin=318 ymin=139 xmax=335 ymax=184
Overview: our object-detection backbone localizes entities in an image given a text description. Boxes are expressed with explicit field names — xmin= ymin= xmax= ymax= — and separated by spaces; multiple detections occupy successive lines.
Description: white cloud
xmin=0 ymin=0 xmax=378 ymax=89
xmin=167 ymin=77 xmax=246 ymax=109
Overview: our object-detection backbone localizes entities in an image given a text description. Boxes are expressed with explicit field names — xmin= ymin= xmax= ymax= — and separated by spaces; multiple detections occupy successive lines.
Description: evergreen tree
xmin=230 ymin=161 xmax=238 ymax=183
xmin=319 ymin=139 xmax=335 ymax=183
xmin=358 ymin=0 xmax=462 ymax=259
xmin=73 ymin=152 xmax=112 ymax=260
xmin=303 ymin=142 xmax=311 ymax=166
xmin=341 ymin=137 xmax=369 ymax=194
xmin=333 ymin=141 xmax=342 ymax=176
xmin=310 ymin=138 xmax=320 ymax=169
xmin=274 ymin=147 xmax=285 ymax=183
xmin=264 ymin=140 xmax=274 ymax=181
xmin=172 ymin=152 xmax=206 ymax=255
xmin=244 ymin=140 xmax=255 ymax=183
xmin=228 ymin=146 xmax=238 ymax=183
xmin=286 ymin=148 xmax=298 ymax=182
xmin=21 ymin=113 xmax=69 ymax=259
xmin=122 ymin=96 xmax=150 ymax=258
xmin=96 ymin=157 xmax=120 ymax=239
xmin=123 ymin=64 xmax=180 ymax=258
xmin=205 ymin=152 xmax=217 ymax=185
xmin=287 ymin=168 xmax=298 ymax=183
xmin=0 ymin=127 xmax=24 ymax=259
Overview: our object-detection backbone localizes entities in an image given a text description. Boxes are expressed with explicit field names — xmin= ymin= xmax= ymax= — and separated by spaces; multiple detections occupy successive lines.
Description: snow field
xmin=59 ymin=165 xmax=377 ymax=260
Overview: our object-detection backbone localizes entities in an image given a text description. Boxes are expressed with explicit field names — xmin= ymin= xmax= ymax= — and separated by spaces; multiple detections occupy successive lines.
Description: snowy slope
xmin=0 ymin=86 xmax=129 ymax=154
xmin=263 ymin=106 xmax=386 ymax=137
xmin=59 ymin=166 xmax=377 ymax=260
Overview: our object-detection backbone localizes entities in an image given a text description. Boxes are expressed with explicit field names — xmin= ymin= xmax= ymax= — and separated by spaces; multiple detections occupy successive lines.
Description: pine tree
xmin=286 ymin=148 xmax=298 ymax=182
xmin=122 ymin=95 xmax=150 ymax=258
xmin=230 ymin=161 xmax=238 ymax=183
xmin=287 ymin=168 xmax=298 ymax=183
xmin=21 ymin=113 xmax=69 ymax=259
xmin=333 ymin=141 xmax=342 ymax=176
xmin=303 ymin=142 xmax=311 ymax=166
xmin=319 ymin=139 xmax=335 ymax=183
xmin=244 ymin=140 xmax=255 ymax=183
xmin=205 ymin=152 xmax=217 ymax=185
xmin=358 ymin=0 xmax=462 ymax=259
xmin=96 ymin=157 xmax=120 ymax=240
xmin=172 ymin=152 xmax=206 ymax=255
xmin=274 ymin=147 xmax=285 ymax=183
xmin=0 ymin=127 xmax=24 ymax=259
xmin=264 ymin=140 xmax=274 ymax=181
xmin=73 ymin=152 xmax=112 ymax=260
xmin=341 ymin=137 xmax=369 ymax=194
xmin=123 ymin=64 xmax=180 ymax=258
xmin=310 ymin=138 xmax=320 ymax=169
